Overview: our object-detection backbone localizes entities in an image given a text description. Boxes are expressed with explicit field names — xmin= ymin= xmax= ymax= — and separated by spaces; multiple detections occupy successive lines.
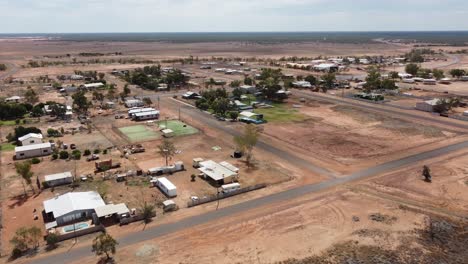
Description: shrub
xmin=71 ymin=150 xmax=81 ymax=160
xmin=52 ymin=153 xmax=58 ymax=160
xmin=84 ymin=149 xmax=91 ymax=156
xmin=59 ymin=151 xmax=69 ymax=160
xmin=45 ymin=233 xmax=59 ymax=249
xmin=94 ymin=149 xmax=101 ymax=154
xmin=31 ymin=158 xmax=41 ymax=164
xmin=103 ymin=149 xmax=107 ymax=155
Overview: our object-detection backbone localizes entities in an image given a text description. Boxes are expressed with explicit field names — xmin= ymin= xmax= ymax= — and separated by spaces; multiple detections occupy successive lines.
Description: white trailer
xmin=153 ymin=177 xmax=177 ymax=197
xmin=221 ymin=183 xmax=241 ymax=193
xmin=148 ymin=161 xmax=184 ymax=176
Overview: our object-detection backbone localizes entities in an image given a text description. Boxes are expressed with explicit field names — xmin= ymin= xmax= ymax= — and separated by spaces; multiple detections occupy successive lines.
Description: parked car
xmin=86 ymin=154 xmax=100 ymax=162
xmin=70 ymin=144 xmax=76 ymax=150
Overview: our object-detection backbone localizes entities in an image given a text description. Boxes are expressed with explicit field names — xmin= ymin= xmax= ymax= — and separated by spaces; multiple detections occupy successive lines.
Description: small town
xmin=0 ymin=1 xmax=468 ymax=264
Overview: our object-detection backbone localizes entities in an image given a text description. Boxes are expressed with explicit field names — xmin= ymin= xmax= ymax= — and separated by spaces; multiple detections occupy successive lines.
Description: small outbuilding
xmin=161 ymin=129 xmax=174 ymax=138
xmin=416 ymin=99 xmax=440 ymax=112
xmin=44 ymin=172 xmax=73 ymax=187
xmin=198 ymin=160 xmax=238 ymax=184
xmin=18 ymin=133 xmax=43 ymax=146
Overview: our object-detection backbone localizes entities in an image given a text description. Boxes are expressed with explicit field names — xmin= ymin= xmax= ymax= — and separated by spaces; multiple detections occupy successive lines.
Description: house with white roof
xmin=18 ymin=133 xmax=43 ymax=146
xmin=43 ymin=191 xmax=105 ymax=227
xmin=198 ymin=160 xmax=239 ymax=184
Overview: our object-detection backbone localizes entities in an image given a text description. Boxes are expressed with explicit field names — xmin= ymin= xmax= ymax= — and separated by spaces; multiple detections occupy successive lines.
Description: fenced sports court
xmin=157 ymin=120 xmax=198 ymax=136
xmin=118 ymin=125 xmax=160 ymax=142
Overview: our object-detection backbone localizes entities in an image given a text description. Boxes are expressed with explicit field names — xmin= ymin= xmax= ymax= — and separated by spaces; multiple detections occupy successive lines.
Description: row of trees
xmin=124 ymin=65 xmax=188 ymax=90
xmin=363 ymin=67 xmax=397 ymax=93
xmin=405 ymin=64 xmax=445 ymax=79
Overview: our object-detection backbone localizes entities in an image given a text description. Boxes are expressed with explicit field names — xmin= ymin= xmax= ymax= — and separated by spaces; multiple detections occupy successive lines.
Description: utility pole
xmin=178 ymin=107 xmax=181 ymax=121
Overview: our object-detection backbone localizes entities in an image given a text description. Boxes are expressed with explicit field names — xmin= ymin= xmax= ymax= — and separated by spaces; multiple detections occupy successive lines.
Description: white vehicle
xmin=221 ymin=183 xmax=241 ymax=193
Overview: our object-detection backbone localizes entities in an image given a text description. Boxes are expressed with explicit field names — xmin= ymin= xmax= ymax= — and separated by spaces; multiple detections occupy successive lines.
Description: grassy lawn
xmin=0 ymin=120 xmax=18 ymax=126
xmin=255 ymin=103 xmax=308 ymax=123
xmin=158 ymin=120 xmax=198 ymax=136
xmin=0 ymin=143 xmax=16 ymax=151
xmin=118 ymin=125 xmax=160 ymax=142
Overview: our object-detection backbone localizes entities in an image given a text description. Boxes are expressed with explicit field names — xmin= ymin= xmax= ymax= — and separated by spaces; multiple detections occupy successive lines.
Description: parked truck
xmin=147 ymin=161 xmax=184 ymax=176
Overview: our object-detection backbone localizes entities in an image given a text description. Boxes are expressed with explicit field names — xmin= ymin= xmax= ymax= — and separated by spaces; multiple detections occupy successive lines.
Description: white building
xmin=15 ymin=142 xmax=52 ymax=160
xmin=239 ymin=85 xmax=257 ymax=94
xmin=18 ymin=133 xmax=43 ymax=146
xmin=416 ymin=99 xmax=440 ymax=112
xmin=313 ymin=63 xmax=338 ymax=72
xmin=128 ymin=107 xmax=155 ymax=117
xmin=43 ymin=191 xmax=105 ymax=227
xmin=44 ymin=172 xmax=73 ymax=187
xmin=81 ymin=82 xmax=105 ymax=90
xmin=125 ymin=99 xmax=144 ymax=108
xmin=292 ymin=81 xmax=312 ymax=88
xmin=133 ymin=110 xmax=160 ymax=121
xmin=198 ymin=160 xmax=238 ymax=184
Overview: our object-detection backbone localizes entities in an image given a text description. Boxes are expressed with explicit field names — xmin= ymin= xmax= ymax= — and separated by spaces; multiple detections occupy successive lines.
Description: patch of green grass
xmin=255 ymin=104 xmax=308 ymax=123
xmin=0 ymin=120 xmax=18 ymax=126
xmin=158 ymin=120 xmax=198 ymax=136
xmin=0 ymin=142 xmax=16 ymax=151
xmin=119 ymin=125 xmax=160 ymax=142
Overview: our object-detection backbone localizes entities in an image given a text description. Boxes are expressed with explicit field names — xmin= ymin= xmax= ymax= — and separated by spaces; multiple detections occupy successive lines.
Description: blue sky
xmin=0 ymin=0 xmax=467 ymax=33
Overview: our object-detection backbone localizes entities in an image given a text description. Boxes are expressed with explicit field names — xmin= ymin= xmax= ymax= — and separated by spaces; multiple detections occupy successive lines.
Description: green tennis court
xmin=119 ymin=125 xmax=160 ymax=142
xmin=157 ymin=120 xmax=198 ymax=136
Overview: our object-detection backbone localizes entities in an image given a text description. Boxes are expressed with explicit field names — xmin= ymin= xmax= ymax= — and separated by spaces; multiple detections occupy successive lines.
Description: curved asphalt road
xmin=35 ymin=138 xmax=468 ymax=264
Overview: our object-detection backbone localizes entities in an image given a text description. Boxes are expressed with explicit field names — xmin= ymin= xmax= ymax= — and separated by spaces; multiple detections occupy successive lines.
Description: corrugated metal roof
xmin=15 ymin=142 xmax=51 ymax=152
xmin=198 ymin=160 xmax=237 ymax=181
xmin=94 ymin=203 xmax=129 ymax=217
xmin=44 ymin=172 xmax=73 ymax=182
xmin=43 ymin=191 xmax=105 ymax=218
xmin=18 ymin=133 xmax=43 ymax=142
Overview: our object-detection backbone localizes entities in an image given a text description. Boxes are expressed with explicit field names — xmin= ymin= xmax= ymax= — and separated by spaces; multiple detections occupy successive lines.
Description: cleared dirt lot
xmin=260 ymin=96 xmax=457 ymax=168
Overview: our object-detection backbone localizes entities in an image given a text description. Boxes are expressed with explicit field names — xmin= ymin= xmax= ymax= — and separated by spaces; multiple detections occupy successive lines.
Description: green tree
xmin=234 ymin=124 xmax=260 ymax=167
xmin=59 ymin=151 xmax=69 ymax=160
xmin=244 ymin=77 xmax=253 ymax=85
xmin=389 ymin=71 xmax=399 ymax=79
xmin=212 ymin=97 xmax=232 ymax=117
xmin=321 ymin=73 xmax=336 ymax=93
xmin=72 ymin=91 xmax=90 ymax=113
xmin=405 ymin=63 xmax=420 ymax=76
xmin=363 ymin=67 xmax=381 ymax=93
xmin=449 ymin=69 xmax=466 ymax=78
xmin=24 ymin=87 xmax=39 ymax=104
xmin=140 ymin=201 xmax=156 ymax=224
xmin=232 ymin=87 xmax=244 ymax=98
xmin=158 ymin=139 xmax=176 ymax=166
xmin=123 ymin=84 xmax=131 ymax=96
xmin=304 ymin=75 xmax=317 ymax=85
xmin=45 ymin=233 xmax=59 ymax=249
xmin=0 ymin=63 xmax=7 ymax=71
xmin=15 ymin=162 xmax=34 ymax=195
xmin=230 ymin=80 xmax=241 ymax=88
xmin=381 ymin=79 xmax=397 ymax=90
xmin=432 ymin=69 xmax=445 ymax=80
xmin=91 ymin=233 xmax=118 ymax=261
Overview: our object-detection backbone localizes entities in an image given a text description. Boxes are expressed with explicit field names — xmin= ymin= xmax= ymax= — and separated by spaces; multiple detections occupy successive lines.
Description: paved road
xmin=293 ymin=89 xmax=468 ymax=131
xmin=35 ymin=138 xmax=468 ymax=264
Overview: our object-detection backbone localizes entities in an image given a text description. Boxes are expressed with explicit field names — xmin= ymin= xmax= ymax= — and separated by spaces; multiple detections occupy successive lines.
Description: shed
xmin=161 ymin=129 xmax=174 ymax=138
xmin=44 ymin=172 xmax=73 ymax=187
xmin=18 ymin=133 xmax=43 ymax=146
